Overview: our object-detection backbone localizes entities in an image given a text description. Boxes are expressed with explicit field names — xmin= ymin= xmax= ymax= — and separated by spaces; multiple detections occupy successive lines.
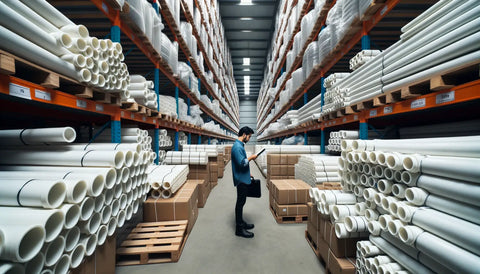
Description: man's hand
xmin=248 ymin=154 xmax=258 ymax=161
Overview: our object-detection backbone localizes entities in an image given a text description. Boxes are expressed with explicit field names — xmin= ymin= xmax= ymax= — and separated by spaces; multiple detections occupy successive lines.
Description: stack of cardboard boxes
xmin=269 ymin=179 xmax=311 ymax=222
xmin=266 ymin=154 xmax=300 ymax=189
xmin=306 ymin=201 xmax=359 ymax=274
xmin=224 ymin=145 xmax=232 ymax=163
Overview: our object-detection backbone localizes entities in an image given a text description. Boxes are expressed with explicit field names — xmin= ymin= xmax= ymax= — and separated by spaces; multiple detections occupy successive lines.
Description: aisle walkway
xmin=116 ymin=161 xmax=324 ymax=274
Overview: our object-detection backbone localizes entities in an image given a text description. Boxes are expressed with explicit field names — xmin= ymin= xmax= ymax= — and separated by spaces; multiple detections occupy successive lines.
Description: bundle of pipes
xmin=164 ymin=151 xmax=208 ymax=165
xmin=158 ymin=95 xmax=178 ymax=118
xmin=182 ymin=145 xmax=219 ymax=157
xmin=95 ymin=127 xmax=153 ymax=154
xmin=295 ymin=155 xmax=341 ymax=186
xmin=146 ymin=165 xmax=189 ymax=199
xmin=338 ymin=134 xmax=480 ymax=273
xmin=254 ymin=145 xmax=321 ymax=176
xmin=349 ymin=50 xmax=381 ymax=71
xmin=327 ymin=130 xmax=359 ymax=153
xmin=0 ymin=0 xmax=129 ymax=95
xmin=158 ymin=129 xmax=173 ymax=148
xmin=178 ymin=132 xmax=188 ymax=146
xmin=332 ymin=0 xmax=480 ymax=109
xmin=0 ymin=127 xmax=151 ymax=273
xmin=123 ymin=75 xmax=157 ymax=110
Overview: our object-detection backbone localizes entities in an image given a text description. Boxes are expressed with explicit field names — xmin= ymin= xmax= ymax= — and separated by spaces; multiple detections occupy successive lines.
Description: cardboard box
xmin=143 ymin=181 xmax=199 ymax=233
xmin=71 ymin=235 xmax=116 ymax=274
xmin=307 ymin=202 xmax=324 ymax=231
xmin=287 ymin=166 xmax=295 ymax=176
xmin=191 ymin=179 xmax=209 ymax=208
xmin=271 ymin=179 xmax=310 ymax=205
xmin=326 ymin=249 xmax=356 ymax=274
xmin=307 ymin=221 xmax=322 ymax=252
xmin=267 ymin=154 xmax=281 ymax=165
xmin=273 ymin=199 xmax=308 ymax=216
xmin=280 ymin=155 xmax=288 ymax=165
xmin=323 ymin=221 xmax=363 ymax=258
xmin=188 ymin=164 xmax=210 ymax=181
xmin=288 ymin=155 xmax=300 ymax=165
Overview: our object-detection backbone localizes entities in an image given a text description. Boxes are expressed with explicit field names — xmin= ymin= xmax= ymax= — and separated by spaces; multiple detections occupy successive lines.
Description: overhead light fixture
xmin=243 ymin=68 xmax=251 ymax=72
xmin=244 ymin=75 xmax=250 ymax=95
xmin=241 ymin=30 xmax=252 ymax=33
xmin=243 ymin=58 xmax=250 ymax=66
xmin=240 ymin=17 xmax=254 ymax=20
xmin=239 ymin=0 xmax=253 ymax=5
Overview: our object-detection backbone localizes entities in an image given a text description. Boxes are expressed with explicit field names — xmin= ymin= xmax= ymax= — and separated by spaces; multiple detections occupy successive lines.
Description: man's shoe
xmin=243 ymin=222 xmax=254 ymax=230
xmin=235 ymin=227 xmax=254 ymax=238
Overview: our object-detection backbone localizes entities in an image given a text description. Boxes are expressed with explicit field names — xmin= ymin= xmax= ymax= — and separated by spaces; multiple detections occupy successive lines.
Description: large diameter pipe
xmin=25 ymin=252 xmax=45 ymax=274
xmin=62 ymin=226 xmax=80 ymax=253
xmin=58 ymin=204 xmax=80 ymax=229
xmin=419 ymin=156 xmax=480 ymax=184
xmin=0 ymin=224 xmax=45 ymax=262
xmin=0 ymin=127 xmax=76 ymax=145
xmin=0 ymin=179 xmax=66 ymax=208
xmin=0 ymin=26 xmax=91 ymax=82
xmin=399 ymin=226 xmax=480 ymax=273
xmin=369 ymin=235 xmax=434 ymax=274
xmin=42 ymin=235 xmax=65 ymax=267
xmin=0 ymin=263 xmax=25 ymax=274
xmin=0 ymin=207 xmax=64 ymax=243
xmin=0 ymin=150 xmax=124 ymax=169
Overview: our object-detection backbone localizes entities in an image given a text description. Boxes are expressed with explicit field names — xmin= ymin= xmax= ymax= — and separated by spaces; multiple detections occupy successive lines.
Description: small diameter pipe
xmin=42 ymin=236 xmax=65 ymax=267
xmin=107 ymin=217 xmax=117 ymax=236
xmin=0 ymin=127 xmax=76 ymax=145
xmin=0 ymin=179 xmax=66 ymax=209
xmin=79 ymin=234 xmax=97 ymax=256
xmin=392 ymin=184 xmax=407 ymax=199
xmin=58 ymin=204 xmax=80 ymax=229
xmin=332 ymin=205 xmax=357 ymax=221
xmin=62 ymin=226 xmax=80 ymax=253
xmin=345 ymin=216 xmax=369 ymax=233
xmin=101 ymin=205 xmax=112 ymax=225
xmin=68 ymin=243 xmax=85 ymax=268
xmin=398 ymin=225 xmax=480 ymax=273
xmin=117 ymin=210 xmax=126 ymax=228
xmin=79 ymin=197 xmax=94 ymax=221
xmin=0 ymin=207 xmax=63 ymax=243
xmin=94 ymin=194 xmax=105 ymax=213
xmin=0 ymin=224 xmax=45 ymax=262
xmin=51 ymin=254 xmax=70 ymax=274
xmin=369 ymin=235 xmax=433 ymax=274
xmin=78 ymin=212 xmax=101 ymax=234
xmin=321 ymin=191 xmax=357 ymax=205
xmin=367 ymin=220 xmax=382 ymax=236
xmin=96 ymin=225 xmax=108 ymax=246
xmin=25 ymin=252 xmax=45 ymax=274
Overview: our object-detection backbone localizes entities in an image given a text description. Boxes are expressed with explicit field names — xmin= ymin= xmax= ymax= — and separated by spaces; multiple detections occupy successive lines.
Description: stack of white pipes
xmin=321 ymin=73 xmax=350 ymax=118
xmin=349 ymin=50 xmax=381 ymax=71
xmin=158 ymin=129 xmax=173 ymax=148
xmin=158 ymin=95 xmax=178 ymax=118
xmin=146 ymin=165 xmax=189 ymax=199
xmin=178 ymin=132 xmax=188 ymax=146
xmin=164 ymin=151 xmax=208 ymax=165
xmin=0 ymin=0 xmax=129 ymax=96
xmin=335 ymin=0 xmax=480 ymax=108
xmin=124 ymin=75 xmax=158 ymax=110
xmin=339 ymin=134 xmax=480 ymax=273
xmin=327 ymin=130 xmax=359 ymax=153
xmin=96 ymin=127 xmax=154 ymax=159
xmin=0 ymin=127 xmax=150 ymax=273
xmin=182 ymin=145 xmax=219 ymax=157
xmin=254 ymin=145 xmax=321 ymax=176
xmin=294 ymin=155 xmax=341 ymax=186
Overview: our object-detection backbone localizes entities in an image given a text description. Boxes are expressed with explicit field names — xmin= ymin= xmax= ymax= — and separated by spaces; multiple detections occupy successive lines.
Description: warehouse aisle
xmin=116 ymin=161 xmax=324 ymax=274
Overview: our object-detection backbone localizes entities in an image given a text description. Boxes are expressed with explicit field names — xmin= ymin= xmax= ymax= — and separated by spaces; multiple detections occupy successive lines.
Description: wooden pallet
xmin=116 ymin=220 xmax=188 ymax=265
xmin=270 ymin=206 xmax=308 ymax=224
xmin=360 ymin=0 xmax=387 ymax=21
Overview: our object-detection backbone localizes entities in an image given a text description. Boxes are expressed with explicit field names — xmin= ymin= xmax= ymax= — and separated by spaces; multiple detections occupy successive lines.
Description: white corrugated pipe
xmin=398 ymin=225 xmax=480 ymax=273
xmin=0 ymin=178 xmax=66 ymax=208
xmin=0 ymin=127 xmax=76 ymax=145
xmin=0 ymin=224 xmax=45 ymax=262
xmin=0 ymin=150 xmax=125 ymax=169
xmin=0 ymin=207 xmax=64 ymax=243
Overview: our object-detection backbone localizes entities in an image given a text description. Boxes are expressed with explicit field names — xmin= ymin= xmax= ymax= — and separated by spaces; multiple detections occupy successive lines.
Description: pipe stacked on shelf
xmin=178 ymin=132 xmax=188 ymax=146
xmin=294 ymin=155 xmax=341 ymax=186
xmin=0 ymin=127 xmax=151 ymax=273
xmin=0 ymin=0 xmax=129 ymax=95
xmin=182 ymin=145 xmax=220 ymax=157
xmin=123 ymin=75 xmax=157 ymax=110
xmin=147 ymin=165 xmax=189 ymax=199
xmin=158 ymin=129 xmax=173 ymax=149
xmin=349 ymin=50 xmax=381 ymax=71
xmin=327 ymin=130 xmax=359 ymax=153
xmin=164 ymin=151 xmax=208 ymax=165
xmin=339 ymin=134 xmax=480 ymax=274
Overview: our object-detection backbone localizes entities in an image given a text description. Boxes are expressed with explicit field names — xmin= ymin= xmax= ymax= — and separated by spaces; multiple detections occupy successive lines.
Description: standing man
xmin=231 ymin=126 xmax=257 ymax=238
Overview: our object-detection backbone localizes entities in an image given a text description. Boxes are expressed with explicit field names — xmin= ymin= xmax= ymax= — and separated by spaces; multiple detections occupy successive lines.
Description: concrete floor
xmin=116 ymin=160 xmax=325 ymax=274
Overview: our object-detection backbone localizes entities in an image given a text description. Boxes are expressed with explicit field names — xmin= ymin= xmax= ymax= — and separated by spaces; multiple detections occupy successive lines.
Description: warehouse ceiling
xmin=218 ymin=0 xmax=278 ymax=101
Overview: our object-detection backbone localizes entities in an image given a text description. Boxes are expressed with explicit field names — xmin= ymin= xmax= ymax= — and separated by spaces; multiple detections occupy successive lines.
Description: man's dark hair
xmin=238 ymin=126 xmax=254 ymax=137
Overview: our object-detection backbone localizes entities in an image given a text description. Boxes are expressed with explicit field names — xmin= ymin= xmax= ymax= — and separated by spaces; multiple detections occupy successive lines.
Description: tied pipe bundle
xmin=339 ymin=134 xmax=480 ymax=274
xmin=0 ymin=127 xmax=152 ymax=273
xmin=327 ymin=130 xmax=359 ymax=153
xmin=0 ymin=0 xmax=130 ymax=95
xmin=123 ymin=75 xmax=158 ymax=110
xmin=294 ymin=155 xmax=341 ymax=186
xmin=164 ymin=151 xmax=208 ymax=165
xmin=147 ymin=165 xmax=189 ymax=199
xmin=349 ymin=50 xmax=381 ymax=71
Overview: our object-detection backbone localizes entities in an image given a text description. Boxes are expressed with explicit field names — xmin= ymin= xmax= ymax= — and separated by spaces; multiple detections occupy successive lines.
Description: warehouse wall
xmin=239 ymin=100 xmax=258 ymax=143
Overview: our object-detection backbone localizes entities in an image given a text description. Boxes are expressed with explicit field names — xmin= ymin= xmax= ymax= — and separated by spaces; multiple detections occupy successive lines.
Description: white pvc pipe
xmin=332 ymin=205 xmax=357 ymax=221
xmin=51 ymin=254 xmax=70 ymax=274
xmin=58 ymin=204 xmax=80 ymax=229
xmin=62 ymin=226 xmax=80 ymax=253
xmin=42 ymin=235 xmax=65 ymax=267
xmin=0 ymin=224 xmax=45 ymax=262
xmin=68 ymin=243 xmax=85 ymax=268
xmin=367 ymin=220 xmax=382 ymax=236
xmin=117 ymin=210 xmax=126 ymax=228
xmin=25 ymin=252 xmax=45 ymax=274
xmin=111 ymin=199 xmax=120 ymax=217
xmin=78 ymin=212 xmax=101 ymax=234
xmin=0 ymin=178 xmax=66 ymax=209
xmin=0 ymin=207 xmax=63 ymax=243
xmin=107 ymin=217 xmax=117 ymax=237
xmin=392 ymin=184 xmax=407 ymax=199
xmin=79 ymin=234 xmax=97 ymax=256
xmin=79 ymin=197 xmax=94 ymax=221
xmin=96 ymin=225 xmax=108 ymax=246
xmin=0 ymin=150 xmax=125 ymax=169
xmin=0 ymin=263 xmax=25 ymax=274
xmin=19 ymin=0 xmax=76 ymax=29
xmin=0 ymin=127 xmax=76 ymax=145
xmin=94 ymin=194 xmax=106 ymax=213
xmin=419 ymin=156 xmax=480 ymax=184
xmin=345 ymin=216 xmax=368 ymax=233
xmin=101 ymin=205 xmax=112 ymax=225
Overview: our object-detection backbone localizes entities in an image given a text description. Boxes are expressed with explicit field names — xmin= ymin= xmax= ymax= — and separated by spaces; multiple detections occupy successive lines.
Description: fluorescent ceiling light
xmin=243 ymin=68 xmax=251 ymax=72
xmin=241 ymin=30 xmax=252 ymax=33
xmin=244 ymin=75 xmax=250 ymax=95
xmin=239 ymin=0 xmax=253 ymax=5
xmin=240 ymin=17 xmax=254 ymax=20
xmin=243 ymin=58 xmax=250 ymax=66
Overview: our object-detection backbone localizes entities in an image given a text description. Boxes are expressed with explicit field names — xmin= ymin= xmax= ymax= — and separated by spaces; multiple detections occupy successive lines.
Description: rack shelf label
xmin=76 ymin=99 xmax=87 ymax=108
xmin=369 ymin=110 xmax=377 ymax=117
xmin=436 ymin=91 xmax=455 ymax=104
xmin=9 ymin=83 xmax=31 ymax=100
xmin=35 ymin=90 xmax=51 ymax=101
xmin=95 ymin=104 xmax=104 ymax=112
xmin=411 ymin=98 xmax=426 ymax=109
xmin=383 ymin=106 xmax=393 ymax=114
